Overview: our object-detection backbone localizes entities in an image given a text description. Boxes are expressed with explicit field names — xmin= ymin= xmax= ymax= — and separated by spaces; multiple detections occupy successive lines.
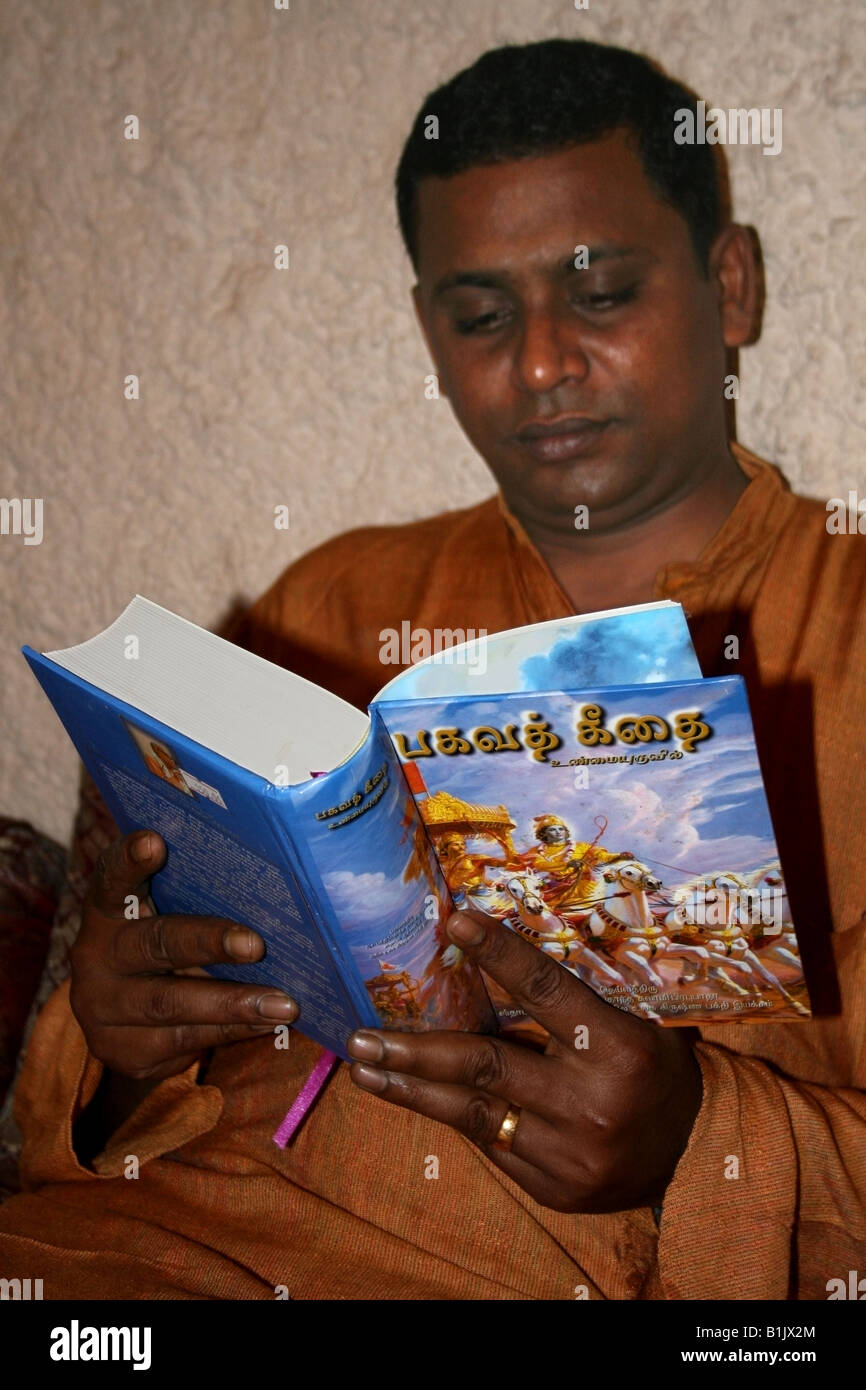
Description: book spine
xmin=259 ymin=788 xmax=380 ymax=1030
xmin=293 ymin=714 xmax=497 ymax=1036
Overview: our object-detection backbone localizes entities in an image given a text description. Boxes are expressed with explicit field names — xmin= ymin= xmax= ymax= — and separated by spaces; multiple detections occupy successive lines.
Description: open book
xmin=23 ymin=597 xmax=810 ymax=1057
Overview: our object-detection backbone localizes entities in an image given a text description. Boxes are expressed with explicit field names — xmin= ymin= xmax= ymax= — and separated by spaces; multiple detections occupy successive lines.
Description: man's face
xmin=539 ymin=825 xmax=569 ymax=845
xmin=440 ymin=833 xmax=466 ymax=860
xmin=412 ymin=129 xmax=731 ymax=534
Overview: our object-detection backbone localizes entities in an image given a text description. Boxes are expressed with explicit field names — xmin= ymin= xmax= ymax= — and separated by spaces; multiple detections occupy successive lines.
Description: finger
xmin=446 ymin=910 xmax=629 ymax=1049
xmin=348 ymin=1061 xmax=562 ymax=1171
xmin=347 ymin=1028 xmax=565 ymax=1125
xmin=480 ymin=1140 xmax=574 ymax=1211
xmin=94 ymin=974 xmax=298 ymax=1029
xmin=108 ymin=914 xmax=266 ymax=973
xmin=87 ymin=831 xmax=167 ymax=919
xmin=97 ymin=1020 xmax=292 ymax=1078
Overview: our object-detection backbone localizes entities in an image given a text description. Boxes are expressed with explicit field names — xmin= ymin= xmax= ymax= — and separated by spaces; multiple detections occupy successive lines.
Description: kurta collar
xmin=493 ymin=442 xmax=796 ymax=619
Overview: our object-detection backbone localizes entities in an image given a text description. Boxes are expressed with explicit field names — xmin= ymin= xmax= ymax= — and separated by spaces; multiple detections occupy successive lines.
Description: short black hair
xmin=395 ymin=38 xmax=727 ymax=275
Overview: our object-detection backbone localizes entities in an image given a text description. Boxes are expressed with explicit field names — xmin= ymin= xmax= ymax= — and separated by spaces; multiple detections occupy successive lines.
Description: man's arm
xmin=657 ymin=1036 xmax=866 ymax=1299
xmin=15 ymin=830 xmax=300 ymax=1182
xmin=345 ymin=907 xmax=866 ymax=1297
xmin=71 ymin=1071 xmax=166 ymax=1166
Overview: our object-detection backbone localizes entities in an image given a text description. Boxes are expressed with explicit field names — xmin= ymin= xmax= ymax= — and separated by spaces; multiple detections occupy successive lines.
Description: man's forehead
xmin=413 ymin=131 xmax=681 ymax=283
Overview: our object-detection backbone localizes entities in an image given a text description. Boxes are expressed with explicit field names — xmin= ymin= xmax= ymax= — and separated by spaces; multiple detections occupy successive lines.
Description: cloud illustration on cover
xmin=378 ymin=678 xmax=781 ymax=884
xmin=322 ymin=869 xmax=415 ymax=931
xmin=520 ymin=608 xmax=701 ymax=691
xmin=375 ymin=604 xmax=699 ymax=702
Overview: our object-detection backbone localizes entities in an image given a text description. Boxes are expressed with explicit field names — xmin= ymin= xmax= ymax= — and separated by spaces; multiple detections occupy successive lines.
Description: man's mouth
xmin=514 ymin=415 xmax=611 ymax=462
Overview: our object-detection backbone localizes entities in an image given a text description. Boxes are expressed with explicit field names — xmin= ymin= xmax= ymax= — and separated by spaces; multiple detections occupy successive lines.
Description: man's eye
xmin=455 ymin=284 xmax=639 ymax=334
xmin=573 ymin=285 xmax=638 ymax=312
xmin=454 ymin=309 xmax=511 ymax=335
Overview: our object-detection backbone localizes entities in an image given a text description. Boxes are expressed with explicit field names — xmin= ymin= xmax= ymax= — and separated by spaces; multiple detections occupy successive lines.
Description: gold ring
xmin=493 ymin=1105 xmax=522 ymax=1153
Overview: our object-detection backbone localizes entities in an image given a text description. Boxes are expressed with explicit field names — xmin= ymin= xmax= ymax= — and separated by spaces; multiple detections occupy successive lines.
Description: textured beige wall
xmin=2 ymin=0 xmax=864 ymax=845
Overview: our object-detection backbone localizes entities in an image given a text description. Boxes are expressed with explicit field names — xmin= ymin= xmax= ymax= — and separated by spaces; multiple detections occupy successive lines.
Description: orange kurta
xmin=1 ymin=443 xmax=864 ymax=1299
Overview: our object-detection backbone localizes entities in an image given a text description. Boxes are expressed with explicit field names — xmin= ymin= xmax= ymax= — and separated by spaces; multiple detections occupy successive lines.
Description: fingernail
xmin=130 ymin=832 xmax=154 ymax=864
xmin=353 ymin=1064 xmax=387 ymax=1092
xmin=447 ymin=911 xmax=485 ymax=946
xmin=348 ymin=1031 xmax=385 ymax=1062
xmin=224 ymin=928 xmax=256 ymax=960
xmin=257 ymin=993 xmax=298 ymax=1021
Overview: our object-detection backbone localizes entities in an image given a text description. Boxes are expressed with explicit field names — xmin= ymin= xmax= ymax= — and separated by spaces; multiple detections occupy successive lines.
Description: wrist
xmin=72 ymin=1069 xmax=163 ymax=1166
xmin=645 ymin=1039 xmax=704 ymax=1206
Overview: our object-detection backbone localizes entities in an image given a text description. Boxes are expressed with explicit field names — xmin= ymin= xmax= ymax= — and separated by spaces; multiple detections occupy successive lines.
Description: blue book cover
xmin=375 ymin=678 xmax=811 ymax=1036
xmin=23 ymin=594 xmax=806 ymax=1059
xmin=23 ymin=637 xmax=495 ymax=1059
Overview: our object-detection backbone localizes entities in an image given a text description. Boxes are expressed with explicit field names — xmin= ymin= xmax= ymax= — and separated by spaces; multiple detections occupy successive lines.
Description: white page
xmin=46 ymin=596 xmax=369 ymax=785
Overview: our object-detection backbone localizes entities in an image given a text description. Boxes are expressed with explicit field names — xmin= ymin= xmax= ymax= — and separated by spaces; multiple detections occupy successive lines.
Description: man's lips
xmin=514 ymin=415 xmax=611 ymax=462
xmin=516 ymin=415 xmax=606 ymax=438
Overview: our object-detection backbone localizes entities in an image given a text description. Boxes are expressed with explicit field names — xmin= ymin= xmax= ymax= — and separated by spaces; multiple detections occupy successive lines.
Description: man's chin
xmin=496 ymin=467 xmax=642 ymax=532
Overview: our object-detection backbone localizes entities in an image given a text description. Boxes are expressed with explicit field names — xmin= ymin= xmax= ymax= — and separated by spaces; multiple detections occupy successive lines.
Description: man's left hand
xmin=347 ymin=910 xmax=703 ymax=1213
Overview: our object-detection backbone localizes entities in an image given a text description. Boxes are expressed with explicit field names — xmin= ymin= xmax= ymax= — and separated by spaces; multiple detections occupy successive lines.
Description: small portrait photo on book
xmin=122 ymin=719 xmax=196 ymax=798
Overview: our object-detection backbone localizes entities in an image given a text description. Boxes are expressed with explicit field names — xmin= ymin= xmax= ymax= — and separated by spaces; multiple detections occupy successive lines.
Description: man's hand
xmin=69 ymin=829 xmax=298 ymax=1081
xmin=347 ymin=910 xmax=703 ymax=1213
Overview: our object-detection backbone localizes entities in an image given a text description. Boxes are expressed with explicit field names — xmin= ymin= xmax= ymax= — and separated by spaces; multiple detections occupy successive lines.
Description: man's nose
xmin=512 ymin=306 xmax=591 ymax=393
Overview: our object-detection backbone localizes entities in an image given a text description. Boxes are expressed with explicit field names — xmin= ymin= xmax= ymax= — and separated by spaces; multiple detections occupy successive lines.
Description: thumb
xmin=445 ymin=908 xmax=491 ymax=948
xmin=87 ymin=830 xmax=167 ymax=918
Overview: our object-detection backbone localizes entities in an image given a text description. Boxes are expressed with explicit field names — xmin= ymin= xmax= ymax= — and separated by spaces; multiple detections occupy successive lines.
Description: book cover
xmin=376 ymin=676 xmax=811 ymax=1034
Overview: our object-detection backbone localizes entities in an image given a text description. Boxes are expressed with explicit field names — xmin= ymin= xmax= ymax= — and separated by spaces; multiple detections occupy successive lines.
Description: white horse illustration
xmin=742 ymin=863 xmax=802 ymax=971
xmin=503 ymin=872 xmax=627 ymax=991
xmin=665 ymin=871 xmax=808 ymax=1014
xmin=580 ymin=860 xmax=710 ymax=998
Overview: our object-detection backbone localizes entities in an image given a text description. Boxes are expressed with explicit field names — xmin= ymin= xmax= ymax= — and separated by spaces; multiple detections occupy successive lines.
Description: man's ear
xmin=709 ymin=223 xmax=765 ymax=349
xmin=411 ymin=283 xmax=448 ymax=399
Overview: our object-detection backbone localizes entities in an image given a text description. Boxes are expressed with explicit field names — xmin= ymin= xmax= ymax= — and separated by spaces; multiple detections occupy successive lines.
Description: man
xmin=142 ymin=741 xmax=193 ymax=797
xmin=514 ymin=814 xmax=633 ymax=912
xmin=1 ymin=38 xmax=864 ymax=1300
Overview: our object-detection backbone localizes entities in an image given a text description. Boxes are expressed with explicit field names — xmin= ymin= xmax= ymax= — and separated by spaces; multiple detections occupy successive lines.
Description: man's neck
xmin=517 ymin=447 xmax=749 ymax=613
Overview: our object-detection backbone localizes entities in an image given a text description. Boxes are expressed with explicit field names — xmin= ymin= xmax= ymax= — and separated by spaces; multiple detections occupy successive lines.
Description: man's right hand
xmin=69 ymin=829 xmax=299 ymax=1081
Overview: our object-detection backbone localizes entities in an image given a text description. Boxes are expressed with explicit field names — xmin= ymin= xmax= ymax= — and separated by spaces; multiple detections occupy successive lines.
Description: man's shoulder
xmin=292 ymin=496 xmax=501 ymax=574
xmin=259 ymin=494 xmax=502 ymax=610
xmin=782 ymin=485 xmax=866 ymax=593
xmin=735 ymin=445 xmax=866 ymax=608
xmin=753 ymin=470 xmax=866 ymax=667
xmin=233 ymin=494 xmax=503 ymax=658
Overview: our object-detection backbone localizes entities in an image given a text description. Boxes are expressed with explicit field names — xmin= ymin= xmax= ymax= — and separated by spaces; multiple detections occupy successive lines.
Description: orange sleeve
xmin=658 ymin=1042 xmax=866 ymax=1299
xmin=15 ymin=980 xmax=223 ymax=1189
xmin=657 ymin=902 xmax=866 ymax=1304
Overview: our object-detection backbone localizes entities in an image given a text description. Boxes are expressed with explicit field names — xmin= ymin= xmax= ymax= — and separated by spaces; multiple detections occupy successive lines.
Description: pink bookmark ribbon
xmin=272 ymin=1049 xmax=340 ymax=1148
xmin=272 ymin=769 xmax=341 ymax=1147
